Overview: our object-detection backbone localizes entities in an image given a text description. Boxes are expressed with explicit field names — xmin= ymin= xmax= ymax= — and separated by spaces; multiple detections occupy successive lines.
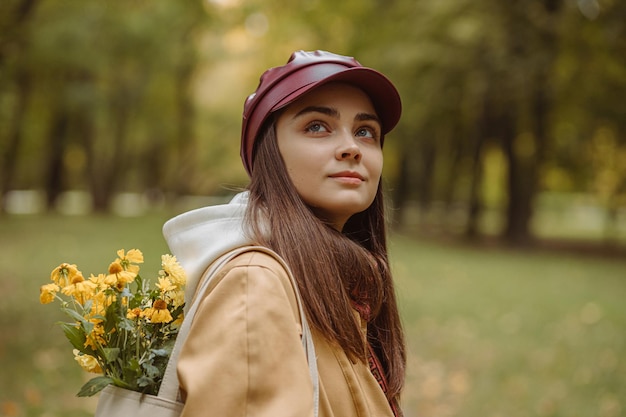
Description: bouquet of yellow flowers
xmin=39 ymin=249 xmax=186 ymax=397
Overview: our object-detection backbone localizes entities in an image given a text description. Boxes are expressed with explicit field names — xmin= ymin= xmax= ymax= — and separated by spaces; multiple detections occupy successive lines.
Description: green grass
xmin=1 ymin=214 xmax=624 ymax=417
xmin=391 ymin=236 xmax=625 ymax=417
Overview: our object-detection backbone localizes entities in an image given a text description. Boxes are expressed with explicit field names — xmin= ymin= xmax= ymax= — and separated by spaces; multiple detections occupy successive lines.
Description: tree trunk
xmin=95 ymin=89 xmax=129 ymax=212
xmin=0 ymin=0 xmax=40 ymax=68
xmin=416 ymin=136 xmax=436 ymax=221
xmin=465 ymin=132 xmax=486 ymax=239
xmin=0 ymin=70 xmax=30 ymax=213
xmin=441 ymin=121 xmax=463 ymax=210
xmin=501 ymin=110 xmax=533 ymax=244
xmin=173 ymin=60 xmax=196 ymax=196
xmin=498 ymin=0 xmax=562 ymax=245
xmin=465 ymin=67 xmax=494 ymax=240
xmin=44 ymin=100 xmax=70 ymax=211
xmin=0 ymin=0 xmax=40 ymax=212
xmin=391 ymin=143 xmax=412 ymax=228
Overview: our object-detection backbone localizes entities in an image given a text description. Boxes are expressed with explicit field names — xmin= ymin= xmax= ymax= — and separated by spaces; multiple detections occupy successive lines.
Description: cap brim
xmin=271 ymin=67 xmax=402 ymax=135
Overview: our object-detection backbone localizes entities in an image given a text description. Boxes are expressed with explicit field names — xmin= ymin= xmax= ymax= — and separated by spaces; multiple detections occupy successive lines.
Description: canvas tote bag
xmin=95 ymin=246 xmax=319 ymax=417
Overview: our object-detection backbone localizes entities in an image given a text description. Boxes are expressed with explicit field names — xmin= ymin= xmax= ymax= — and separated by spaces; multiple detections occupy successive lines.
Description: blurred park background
xmin=1 ymin=0 xmax=625 ymax=416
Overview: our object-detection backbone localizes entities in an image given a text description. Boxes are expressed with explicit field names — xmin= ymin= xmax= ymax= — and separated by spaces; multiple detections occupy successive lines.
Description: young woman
xmin=163 ymin=50 xmax=406 ymax=417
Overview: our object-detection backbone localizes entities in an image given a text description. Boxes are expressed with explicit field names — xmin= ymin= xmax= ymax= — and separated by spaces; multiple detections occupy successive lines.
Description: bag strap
xmin=158 ymin=246 xmax=319 ymax=417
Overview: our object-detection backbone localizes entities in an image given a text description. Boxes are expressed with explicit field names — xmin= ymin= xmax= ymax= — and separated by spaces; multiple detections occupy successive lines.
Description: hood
xmin=162 ymin=192 xmax=253 ymax=306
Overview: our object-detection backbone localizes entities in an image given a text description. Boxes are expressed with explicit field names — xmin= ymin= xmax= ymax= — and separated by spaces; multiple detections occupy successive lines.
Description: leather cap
xmin=240 ymin=50 xmax=402 ymax=176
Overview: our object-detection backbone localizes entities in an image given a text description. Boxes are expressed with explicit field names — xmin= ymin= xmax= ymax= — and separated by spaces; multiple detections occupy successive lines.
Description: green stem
xmin=136 ymin=320 xmax=141 ymax=360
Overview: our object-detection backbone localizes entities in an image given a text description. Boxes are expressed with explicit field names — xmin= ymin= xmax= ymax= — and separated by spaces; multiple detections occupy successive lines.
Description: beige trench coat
xmin=177 ymin=250 xmax=396 ymax=417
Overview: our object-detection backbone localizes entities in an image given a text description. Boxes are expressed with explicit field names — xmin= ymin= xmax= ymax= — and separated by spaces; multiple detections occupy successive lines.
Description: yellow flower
xmin=156 ymin=277 xmax=176 ymax=293
xmin=126 ymin=307 xmax=143 ymax=320
xmin=50 ymin=263 xmax=82 ymax=288
xmin=142 ymin=299 xmax=173 ymax=324
xmin=61 ymin=274 xmax=97 ymax=305
xmin=108 ymin=261 xmax=123 ymax=275
xmin=88 ymin=290 xmax=116 ymax=318
xmin=84 ymin=321 xmax=106 ymax=350
xmin=39 ymin=283 xmax=60 ymax=304
xmin=119 ymin=248 xmax=144 ymax=264
xmin=160 ymin=254 xmax=186 ymax=287
xmin=88 ymin=273 xmax=105 ymax=285
xmin=73 ymin=349 xmax=103 ymax=374
xmin=106 ymin=261 xmax=137 ymax=290
xmin=88 ymin=273 xmax=113 ymax=291
xmin=116 ymin=249 xmax=143 ymax=274
xmin=170 ymin=290 xmax=185 ymax=308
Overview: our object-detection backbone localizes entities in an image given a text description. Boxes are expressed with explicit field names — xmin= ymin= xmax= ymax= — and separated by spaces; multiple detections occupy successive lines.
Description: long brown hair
xmin=244 ymin=119 xmax=406 ymax=401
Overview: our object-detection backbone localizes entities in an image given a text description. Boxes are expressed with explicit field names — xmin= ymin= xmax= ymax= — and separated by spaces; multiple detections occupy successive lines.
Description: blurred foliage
xmin=1 ymin=0 xmax=625 ymax=244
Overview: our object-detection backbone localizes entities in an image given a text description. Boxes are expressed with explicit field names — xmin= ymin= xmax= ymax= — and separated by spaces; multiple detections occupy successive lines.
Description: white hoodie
xmin=162 ymin=192 xmax=253 ymax=308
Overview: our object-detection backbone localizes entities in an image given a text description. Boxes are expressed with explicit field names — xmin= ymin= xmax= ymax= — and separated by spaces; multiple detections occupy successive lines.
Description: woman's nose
xmin=336 ymin=131 xmax=362 ymax=161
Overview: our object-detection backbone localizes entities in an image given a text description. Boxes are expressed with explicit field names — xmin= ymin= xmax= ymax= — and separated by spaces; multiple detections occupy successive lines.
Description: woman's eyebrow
xmin=294 ymin=106 xmax=381 ymax=126
xmin=355 ymin=112 xmax=381 ymax=125
xmin=294 ymin=105 xmax=339 ymax=119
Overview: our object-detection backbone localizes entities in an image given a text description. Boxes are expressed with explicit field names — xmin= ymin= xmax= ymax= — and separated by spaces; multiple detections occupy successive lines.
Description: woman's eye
xmin=356 ymin=127 xmax=376 ymax=139
xmin=305 ymin=122 xmax=328 ymax=133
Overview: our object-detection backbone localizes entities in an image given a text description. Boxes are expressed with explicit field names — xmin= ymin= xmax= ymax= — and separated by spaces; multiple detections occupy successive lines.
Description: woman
xmin=163 ymin=50 xmax=406 ymax=417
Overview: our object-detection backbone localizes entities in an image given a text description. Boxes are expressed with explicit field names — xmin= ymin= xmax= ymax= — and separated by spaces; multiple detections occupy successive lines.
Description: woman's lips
xmin=329 ymin=171 xmax=365 ymax=184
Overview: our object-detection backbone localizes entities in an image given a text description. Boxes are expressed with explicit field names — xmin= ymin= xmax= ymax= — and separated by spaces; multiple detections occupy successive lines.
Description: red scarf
xmin=367 ymin=343 xmax=403 ymax=417
xmin=352 ymin=300 xmax=403 ymax=417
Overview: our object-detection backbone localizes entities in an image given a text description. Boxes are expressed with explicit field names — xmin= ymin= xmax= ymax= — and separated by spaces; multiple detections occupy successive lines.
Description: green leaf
xmin=82 ymin=318 xmax=95 ymax=335
xmin=76 ymin=376 xmax=113 ymax=397
xmin=118 ymin=317 xmax=135 ymax=331
xmin=120 ymin=287 xmax=132 ymax=298
xmin=137 ymin=377 xmax=152 ymax=389
xmin=142 ymin=362 xmax=160 ymax=378
xmin=110 ymin=376 xmax=132 ymax=390
xmin=128 ymin=358 xmax=141 ymax=372
xmin=82 ymin=299 xmax=93 ymax=313
xmin=62 ymin=306 xmax=88 ymax=324
xmin=101 ymin=347 xmax=120 ymax=362
xmin=103 ymin=304 xmax=120 ymax=333
xmin=170 ymin=304 xmax=184 ymax=321
xmin=58 ymin=322 xmax=86 ymax=351
xmin=151 ymin=348 xmax=169 ymax=357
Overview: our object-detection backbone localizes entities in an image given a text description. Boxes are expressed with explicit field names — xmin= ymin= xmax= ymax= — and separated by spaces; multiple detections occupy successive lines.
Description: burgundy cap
xmin=240 ymin=50 xmax=402 ymax=176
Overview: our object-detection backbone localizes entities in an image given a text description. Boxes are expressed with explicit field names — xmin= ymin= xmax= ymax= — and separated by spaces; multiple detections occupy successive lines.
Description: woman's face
xmin=276 ymin=82 xmax=383 ymax=231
